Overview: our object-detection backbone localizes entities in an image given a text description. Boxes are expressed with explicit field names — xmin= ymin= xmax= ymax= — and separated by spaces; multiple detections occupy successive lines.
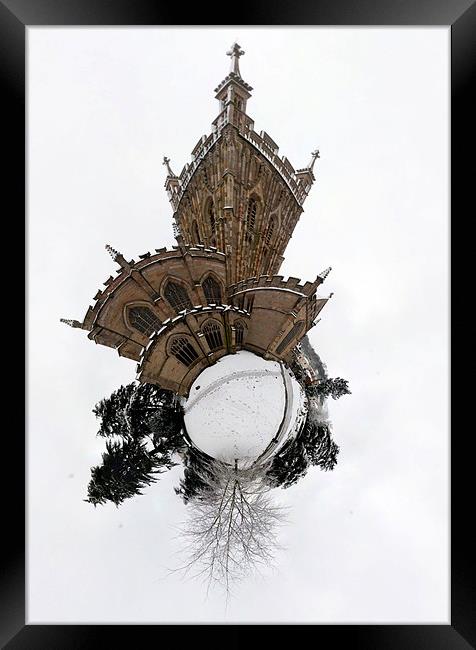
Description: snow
xmin=183 ymin=350 xmax=304 ymax=465
xmin=273 ymin=368 xmax=308 ymax=453
xmin=231 ymin=286 xmax=307 ymax=297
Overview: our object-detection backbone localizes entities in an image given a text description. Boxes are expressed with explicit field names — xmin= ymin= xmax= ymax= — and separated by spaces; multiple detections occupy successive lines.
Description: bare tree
xmin=176 ymin=459 xmax=287 ymax=595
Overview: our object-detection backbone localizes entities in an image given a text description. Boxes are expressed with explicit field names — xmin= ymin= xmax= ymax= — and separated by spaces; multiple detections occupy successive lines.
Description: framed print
xmin=2 ymin=0 xmax=473 ymax=646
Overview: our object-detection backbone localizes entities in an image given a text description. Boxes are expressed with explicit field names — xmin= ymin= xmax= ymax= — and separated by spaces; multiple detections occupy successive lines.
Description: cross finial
xmin=226 ymin=42 xmax=245 ymax=76
xmin=308 ymin=149 xmax=320 ymax=171
xmin=163 ymin=156 xmax=176 ymax=177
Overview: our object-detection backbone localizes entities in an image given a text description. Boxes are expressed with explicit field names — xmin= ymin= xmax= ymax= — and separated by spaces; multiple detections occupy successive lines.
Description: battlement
xmin=82 ymin=244 xmax=228 ymax=329
xmin=136 ymin=304 xmax=251 ymax=373
xmin=168 ymin=118 xmax=311 ymax=211
xmin=228 ymin=274 xmax=317 ymax=297
xmin=184 ymin=244 xmax=226 ymax=256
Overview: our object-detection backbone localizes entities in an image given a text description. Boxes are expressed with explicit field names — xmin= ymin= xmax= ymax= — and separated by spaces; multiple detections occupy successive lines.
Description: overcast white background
xmin=28 ymin=27 xmax=449 ymax=623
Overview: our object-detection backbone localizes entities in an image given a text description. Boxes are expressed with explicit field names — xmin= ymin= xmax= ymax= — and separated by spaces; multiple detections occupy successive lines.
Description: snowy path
xmin=184 ymin=368 xmax=281 ymax=412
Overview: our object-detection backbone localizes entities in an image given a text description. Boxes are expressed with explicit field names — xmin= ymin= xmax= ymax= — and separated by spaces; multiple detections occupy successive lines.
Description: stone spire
xmin=297 ymin=149 xmax=320 ymax=177
xmin=163 ymin=156 xmax=180 ymax=199
xmin=105 ymin=244 xmax=131 ymax=270
xmin=60 ymin=318 xmax=82 ymax=328
xmin=172 ymin=217 xmax=185 ymax=251
xmin=163 ymin=156 xmax=177 ymax=178
xmin=105 ymin=243 xmax=120 ymax=260
xmin=317 ymin=266 xmax=332 ymax=281
xmin=307 ymin=149 xmax=320 ymax=172
xmin=226 ymin=42 xmax=245 ymax=76
xmin=214 ymin=42 xmax=253 ymax=115
xmin=296 ymin=148 xmax=320 ymax=199
xmin=313 ymin=266 xmax=332 ymax=289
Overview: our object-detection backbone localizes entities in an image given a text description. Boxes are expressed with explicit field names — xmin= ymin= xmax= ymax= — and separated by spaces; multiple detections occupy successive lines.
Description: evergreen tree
xmin=86 ymin=382 xmax=184 ymax=506
xmin=266 ymin=437 xmax=310 ymax=489
xmin=85 ymin=438 xmax=170 ymax=507
xmin=322 ymin=441 xmax=340 ymax=471
xmin=266 ymin=415 xmax=340 ymax=488
xmin=93 ymin=384 xmax=134 ymax=438
xmin=174 ymin=447 xmax=215 ymax=504
xmin=303 ymin=421 xmax=340 ymax=471
xmin=93 ymin=382 xmax=183 ymax=443
xmin=306 ymin=377 xmax=351 ymax=400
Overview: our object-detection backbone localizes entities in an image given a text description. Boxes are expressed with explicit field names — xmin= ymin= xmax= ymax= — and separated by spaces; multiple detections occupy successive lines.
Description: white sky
xmin=27 ymin=27 xmax=449 ymax=623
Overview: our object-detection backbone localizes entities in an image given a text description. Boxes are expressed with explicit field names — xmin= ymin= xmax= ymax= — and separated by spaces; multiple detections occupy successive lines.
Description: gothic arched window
xmin=206 ymin=200 xmax=217 ymax=246
xmin=235 ymin=320 xmax=245 ymax=347
xmin=202 ymin=276 xmax=222 ymax=304
xmin=170 ymin=337 xmax=199 ymax=366
xmin=202 ymin=320 xmax=223 ymax=351
xmin=164 ymin=281 xmax=193 ymax=313
xmin=191 ymin=219 xmax=201 ymax=245
xmin=208 ymin=201 xmax=216 ymax=235
xmin=126 ymin=305 xmax=161 ymax=337
xmin=276 ymin=320 xmax=305 ymax=355
xmin=245 ymin=198 xmax=258 ymax=244
xmin=246 ymin=198 xmax=257 ymax=234
xmin=265 ymin=217 xmax=275 ymax=246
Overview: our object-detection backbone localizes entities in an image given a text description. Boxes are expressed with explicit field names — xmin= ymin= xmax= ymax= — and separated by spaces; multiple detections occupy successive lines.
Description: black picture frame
xmin=3 ymin=0 xmax=472 ymax=646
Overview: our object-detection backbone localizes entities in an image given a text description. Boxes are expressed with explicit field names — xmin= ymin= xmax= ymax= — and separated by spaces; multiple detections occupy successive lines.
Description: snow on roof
xmin=183 ymin=350 xmax=302 ymax=465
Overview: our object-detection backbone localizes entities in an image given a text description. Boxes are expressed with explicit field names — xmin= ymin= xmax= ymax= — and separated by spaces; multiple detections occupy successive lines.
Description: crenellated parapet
xmin=225 ymin=272 xmax=330 ymax=364
xmin=84 ymin=244 xmax=227 ymax=322
xmin=72 ymin=244 xmax=229 ymax=362
xmin=228 ymin=274 xmax=320 ymax=297
xmin=171 ymin=131 xmax=307 ymax=284
xmin=68 ymin=226 xmax=331 ymax=372
xmin=170 ymin=122 xmax=314 ymax=210
xmin=136 ymin=304 xmax=251 ymax=395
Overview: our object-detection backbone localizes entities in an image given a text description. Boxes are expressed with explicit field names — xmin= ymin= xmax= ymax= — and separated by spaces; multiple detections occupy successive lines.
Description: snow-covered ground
xmin=271 ymin=367 xmax=308 ymax=455
xmin=183 ymin=350 xmax=304 ymax=465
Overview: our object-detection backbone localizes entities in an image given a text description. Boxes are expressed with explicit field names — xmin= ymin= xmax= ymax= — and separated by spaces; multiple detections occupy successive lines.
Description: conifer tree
xmin=266 ymin=437 xmax=309 ymax=489
xmin=174 ymin=447 xmax=215 ymax=503
xmin=86 ymin=439 xmax=166 ymax=507
xmin=93 ymin=382 xmax=182 ymax=443
xmin=266 ymin=408 xmax=341 ymax=488
xmin=306 ymin=377 xmax=351 ymax=400
xmin=86 ymin=382 xmax=184 ymax=506
xmin=303 ymin=422 xmax=340 ymax=471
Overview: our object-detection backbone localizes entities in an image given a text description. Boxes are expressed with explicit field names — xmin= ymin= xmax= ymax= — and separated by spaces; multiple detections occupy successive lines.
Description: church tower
xmin=168 ymin=43 xmax=319 ymax=286
xmin=62 ymin=44 xmax=332 ymax=397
